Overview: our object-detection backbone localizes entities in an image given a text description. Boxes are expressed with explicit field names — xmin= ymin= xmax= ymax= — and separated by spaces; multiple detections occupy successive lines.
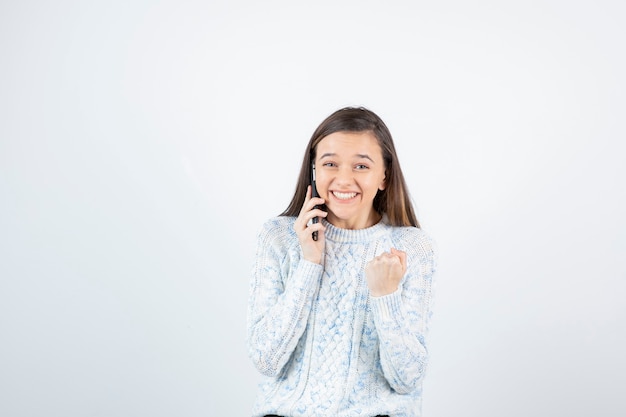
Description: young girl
xmin=246 ymin=107 xmax=437 ymax=417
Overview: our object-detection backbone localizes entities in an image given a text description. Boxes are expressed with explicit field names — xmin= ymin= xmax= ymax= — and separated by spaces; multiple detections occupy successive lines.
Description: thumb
xmin=390 ymin=248 xmax=407 ymax=271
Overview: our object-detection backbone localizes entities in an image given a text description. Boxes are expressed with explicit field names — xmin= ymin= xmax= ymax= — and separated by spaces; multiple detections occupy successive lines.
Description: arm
xmin=246 ymin=219 xmax=324 ymax=377
xmin=369 ymin=231 xmax=437 ymax=393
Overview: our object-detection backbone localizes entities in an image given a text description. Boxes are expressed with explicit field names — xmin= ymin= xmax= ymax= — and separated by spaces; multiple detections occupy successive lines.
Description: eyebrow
xmin=319 ymin=153 xmax=375 ymax=162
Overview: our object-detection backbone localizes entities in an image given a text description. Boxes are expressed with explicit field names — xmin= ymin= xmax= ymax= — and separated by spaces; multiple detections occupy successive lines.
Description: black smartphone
xmin=311 ymin=165 xmax=320 ymax=241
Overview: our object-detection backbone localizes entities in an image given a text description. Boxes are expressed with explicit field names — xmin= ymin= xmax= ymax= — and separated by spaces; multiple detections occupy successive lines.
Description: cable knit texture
xmin=247 ymin=216 xmax=437 ymax=417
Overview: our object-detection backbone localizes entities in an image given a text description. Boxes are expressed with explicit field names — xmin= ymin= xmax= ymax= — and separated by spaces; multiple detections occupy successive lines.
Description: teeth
xmin=333 ymin=191 xmax=357 ymax=200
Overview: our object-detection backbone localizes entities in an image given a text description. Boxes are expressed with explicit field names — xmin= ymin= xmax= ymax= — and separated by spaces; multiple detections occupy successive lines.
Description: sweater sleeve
xmin=369 ymin=230 xmax=438 ymax=394
xmin=246 ymin=219 xmax=324 ymax=377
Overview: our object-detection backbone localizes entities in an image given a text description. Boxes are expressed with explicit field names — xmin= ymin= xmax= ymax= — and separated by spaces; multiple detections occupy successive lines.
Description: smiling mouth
xmin=332 ymin=191 xmax=358 ymax=200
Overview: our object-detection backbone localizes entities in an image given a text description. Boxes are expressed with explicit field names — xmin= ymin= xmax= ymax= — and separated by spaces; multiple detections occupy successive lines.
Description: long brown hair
xmin=280 ymin=106 xmax=420 ymax=228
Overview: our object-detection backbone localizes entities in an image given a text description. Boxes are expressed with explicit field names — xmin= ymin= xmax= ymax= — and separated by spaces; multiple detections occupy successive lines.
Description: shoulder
xmin=259 ymin=215 xmax=296 ymax=235
xmin=388 ymin=225 xmax=437 ymax=263
xmin=256 ymin=216 xmax=299 ymax=249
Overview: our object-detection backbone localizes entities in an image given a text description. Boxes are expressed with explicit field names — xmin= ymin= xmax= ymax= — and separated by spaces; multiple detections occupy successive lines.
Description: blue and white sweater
xmin=247 ymin=216 xmax=437 ymax=417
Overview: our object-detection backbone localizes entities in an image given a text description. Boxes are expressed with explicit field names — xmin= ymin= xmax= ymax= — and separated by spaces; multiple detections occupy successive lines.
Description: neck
xmin=326 ymin=210 xmax=382 ymax=230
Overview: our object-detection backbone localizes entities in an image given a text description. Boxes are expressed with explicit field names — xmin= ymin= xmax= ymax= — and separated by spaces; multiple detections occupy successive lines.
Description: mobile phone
xmin=311 ymin=165 xmax=320 ymax=241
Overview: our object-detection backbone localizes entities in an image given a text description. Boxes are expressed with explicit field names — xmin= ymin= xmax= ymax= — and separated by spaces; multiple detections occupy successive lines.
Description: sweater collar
xmin=322 ymin=215 xmax=389 ymax=243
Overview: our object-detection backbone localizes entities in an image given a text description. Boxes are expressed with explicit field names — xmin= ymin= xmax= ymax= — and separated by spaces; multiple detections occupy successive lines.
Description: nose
xmin=334 ymin=166 xmax=354 ymax=186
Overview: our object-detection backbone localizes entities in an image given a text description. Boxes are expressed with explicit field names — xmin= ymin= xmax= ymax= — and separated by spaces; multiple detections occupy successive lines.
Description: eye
xmin=322 ymin=162 xmax=337 ymax=167
xmin=355 ymin=164 xmax=369 ymax=170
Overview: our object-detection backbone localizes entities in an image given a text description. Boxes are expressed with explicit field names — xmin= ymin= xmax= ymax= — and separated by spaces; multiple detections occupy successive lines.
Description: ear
xmin=379 ymin=174 xmax=387 ymax=191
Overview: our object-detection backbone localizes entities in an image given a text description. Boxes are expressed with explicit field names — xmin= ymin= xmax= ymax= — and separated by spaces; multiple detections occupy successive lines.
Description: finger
xmin=299 ymin=187 xmax=325 ymax=216
xmin=307 ymin=206 xmax=326 ymax=227
xmin=308 ymin=222 xmax=326 ymax=236
xmin=390 ymin=247 xmax=406 ymax=260
xmin=296 ymin=208 xmax=327 ymax=233
xmin=397 ymin=251 xmax=407 ymax=272
xmin=389 ymin=248 xmax=406 ymax=268
xmin=299 ymin=186 xmax=313 ymax=216
xmin=371 ymin=252 xmax=397 ymax=268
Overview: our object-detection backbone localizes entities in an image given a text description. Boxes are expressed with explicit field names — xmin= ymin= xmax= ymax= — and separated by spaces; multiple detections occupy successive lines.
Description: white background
xmin=1 ymin=1 xmax=625 ymax=416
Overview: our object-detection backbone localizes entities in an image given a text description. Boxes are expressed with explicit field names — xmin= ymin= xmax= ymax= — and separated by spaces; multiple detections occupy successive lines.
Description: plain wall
xmin=1 ymin=1 xmax=624 ymax=416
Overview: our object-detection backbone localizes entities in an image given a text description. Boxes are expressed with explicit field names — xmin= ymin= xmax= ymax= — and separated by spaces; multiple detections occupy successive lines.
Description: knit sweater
xmin=246 ymin=215 xmax=437 ymax=417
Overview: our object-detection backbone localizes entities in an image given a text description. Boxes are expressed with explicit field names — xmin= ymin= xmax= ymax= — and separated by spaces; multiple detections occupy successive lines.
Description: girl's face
xmin=314 ymin=131 xmax=386 ymax=230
